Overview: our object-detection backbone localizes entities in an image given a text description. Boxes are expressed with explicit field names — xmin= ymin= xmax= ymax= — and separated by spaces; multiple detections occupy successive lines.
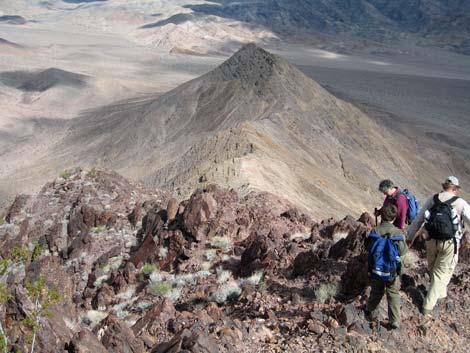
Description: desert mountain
xmin=180 ymin=0 xmax=470 ymax=55
xmin=20 ymin=43 xmax=426 ymax=218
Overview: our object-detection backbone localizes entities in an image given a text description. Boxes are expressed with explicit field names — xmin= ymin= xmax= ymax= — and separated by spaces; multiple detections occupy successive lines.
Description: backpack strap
xmin=390 ymin=235 xmax=404 ymax=242
xmin=444 ymin=196 xmax=460 ymax=206
xmin=368 ymin=231 xmax=381 ymax=240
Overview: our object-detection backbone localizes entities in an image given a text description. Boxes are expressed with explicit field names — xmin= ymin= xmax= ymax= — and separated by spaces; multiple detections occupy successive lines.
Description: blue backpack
xmin=399 ymin=189 xmax=419 ymax=223
xmin=367 ymin=231 xmax=403 ymax=282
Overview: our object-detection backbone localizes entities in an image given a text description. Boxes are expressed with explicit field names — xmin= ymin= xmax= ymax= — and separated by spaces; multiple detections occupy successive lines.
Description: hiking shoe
xmin=364 ymin=310 xmax=378 ymax=322
xmin=389 ymin=322 xmax=400 ymax=330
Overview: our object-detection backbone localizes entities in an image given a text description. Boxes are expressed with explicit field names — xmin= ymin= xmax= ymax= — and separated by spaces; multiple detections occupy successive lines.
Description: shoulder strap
xmin=390 ymin=235 xmax=404 ymax=242
xmin=368 ymin=231 xmax=380 ymax=240
xmin=433 ymin=194 xmax=441 ymax=205
xmin=394 ymin=191 xmax=403 ymax=200
xmin=444 ymin=196 xmax=460 ymax=206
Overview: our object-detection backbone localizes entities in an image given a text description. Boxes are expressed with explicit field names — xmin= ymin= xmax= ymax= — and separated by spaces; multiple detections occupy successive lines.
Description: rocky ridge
xmin=0 ymin=169 xmax=469 ymax=352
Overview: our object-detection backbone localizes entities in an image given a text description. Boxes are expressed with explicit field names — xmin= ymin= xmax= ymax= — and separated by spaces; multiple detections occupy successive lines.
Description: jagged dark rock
xmin=0 ymin=169 xmax=469 ymax=352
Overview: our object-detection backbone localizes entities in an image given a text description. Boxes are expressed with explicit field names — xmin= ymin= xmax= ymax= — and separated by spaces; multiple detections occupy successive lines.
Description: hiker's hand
xmin=374 ymin=208 xmax=380 ymax=216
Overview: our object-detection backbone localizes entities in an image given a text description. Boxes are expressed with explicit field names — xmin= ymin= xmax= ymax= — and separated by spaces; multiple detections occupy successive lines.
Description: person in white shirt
xmin=407 ymin=176 xmax=470 ymax=315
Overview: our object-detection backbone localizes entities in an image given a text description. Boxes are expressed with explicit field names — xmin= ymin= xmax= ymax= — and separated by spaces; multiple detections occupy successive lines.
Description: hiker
xmin=407 ymin=176 xmax=470 ymax=315
xmin=366 ymin=204 xmax=407 ymax=329
xmin=375 ymin=179 xmax=409 ymax=230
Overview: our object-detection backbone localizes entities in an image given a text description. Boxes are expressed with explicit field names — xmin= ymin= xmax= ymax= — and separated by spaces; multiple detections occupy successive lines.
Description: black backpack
xmin=425 ymin=194 xmax=459 ymax=240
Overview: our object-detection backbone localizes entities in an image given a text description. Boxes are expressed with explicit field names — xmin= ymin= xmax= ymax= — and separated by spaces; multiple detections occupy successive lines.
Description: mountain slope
xmin=180 ymin=0 xmax=470 ymax=54
xmin=35 ymin=44 xmax=425 ymax=217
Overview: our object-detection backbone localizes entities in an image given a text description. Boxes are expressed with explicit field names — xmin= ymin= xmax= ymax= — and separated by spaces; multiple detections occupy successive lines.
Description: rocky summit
xmin=0 ymin=168 xmax=469 ymax=352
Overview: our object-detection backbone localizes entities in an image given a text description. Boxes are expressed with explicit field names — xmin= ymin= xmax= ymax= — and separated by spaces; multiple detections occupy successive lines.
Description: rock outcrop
xmin=0 ymin=169 xmax=469 ymax=352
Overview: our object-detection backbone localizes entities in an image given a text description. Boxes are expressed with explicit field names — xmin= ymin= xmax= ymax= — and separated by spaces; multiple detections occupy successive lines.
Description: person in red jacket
xmin=375 ymin=179 xmax=409 ymax=230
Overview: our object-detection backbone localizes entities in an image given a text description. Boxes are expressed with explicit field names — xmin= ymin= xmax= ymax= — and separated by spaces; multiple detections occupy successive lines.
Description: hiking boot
xmin=364 ymin=309 xmax=378 ymax=322
xmin=389 ymin=322 xmax=400 ymax=330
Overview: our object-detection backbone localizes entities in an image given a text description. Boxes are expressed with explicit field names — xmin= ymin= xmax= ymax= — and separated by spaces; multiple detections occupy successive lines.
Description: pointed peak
xmin=216 ymin=44 xmax=287 ymax=88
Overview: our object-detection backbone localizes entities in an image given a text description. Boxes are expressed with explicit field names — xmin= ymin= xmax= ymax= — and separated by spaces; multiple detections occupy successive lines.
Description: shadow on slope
xmin=0 ymin=68 xmax=88 ymax=92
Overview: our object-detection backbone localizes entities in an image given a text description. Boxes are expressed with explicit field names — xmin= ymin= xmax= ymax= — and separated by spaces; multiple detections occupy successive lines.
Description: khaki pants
xmin=367 ymin=276 xmax=401 ymax=324
xmin=423 ymin=239 xmax=458 ymax=311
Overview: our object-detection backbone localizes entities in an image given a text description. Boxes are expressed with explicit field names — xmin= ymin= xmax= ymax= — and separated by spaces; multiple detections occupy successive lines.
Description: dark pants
xmin=367 ymin=276 xmax=401 ymax=324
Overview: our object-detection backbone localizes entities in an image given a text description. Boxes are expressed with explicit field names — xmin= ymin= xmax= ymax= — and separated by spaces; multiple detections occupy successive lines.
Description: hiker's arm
xmin=396 ymin=194 xmax=408 ymax=230
xmin=397 ymin=238 xmax=408 ymax=256
xmin=407 ymin=197 xmax=432 ymax=242
xmin=461 ymin=199 xmax=470 ymax=224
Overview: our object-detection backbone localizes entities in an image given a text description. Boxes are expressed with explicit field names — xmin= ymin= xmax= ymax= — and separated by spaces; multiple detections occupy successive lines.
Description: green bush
xmin=11 ymin=246 xmax=30 ymax=263
xmin=150 ymin=283 xmax=171 ymax=297
xmin=91 ymin=226 xmax=105 ymax=234
xmin=315 ymin=283 xmax=340 ymax=304
xmin=138 ymin=263 xmax=156 ymax=282
xmin=59 ymin=171 xmax=71 ymax=180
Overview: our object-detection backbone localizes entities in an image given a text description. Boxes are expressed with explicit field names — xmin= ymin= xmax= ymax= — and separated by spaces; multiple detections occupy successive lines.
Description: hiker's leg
xmin=386 ymin=276 xmax=401 ymax=325
xmin=426 ymin=239 xmax=438 ymax=272
xmin=367 ymin=280 xmax=385 ymax=318
xmin=423 ymin=240 xmax=458 ymax=311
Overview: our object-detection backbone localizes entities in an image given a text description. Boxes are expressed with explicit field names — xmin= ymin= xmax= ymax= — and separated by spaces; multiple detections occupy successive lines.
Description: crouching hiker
xmin=365 ymin=204 xmax=408 ymax=329
xmin=375 ymin=179 xmax=409 ymax=231
xmin=407 ymin=176 xmax=470 ymax=315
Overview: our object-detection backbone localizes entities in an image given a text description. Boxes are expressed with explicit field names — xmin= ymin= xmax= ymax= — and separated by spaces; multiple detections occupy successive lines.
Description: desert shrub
xmin=139 ymin=263 xmax=156 ymax=282
xmin=240 ymin=271 xmax=263 ymax=286
xmin=88 ymin=168 xmax=97 ymax=178
xmin=59 ymin=171 xmax=71 ymax=179
xmin=83 ymin=310 xmax=108 ymax=328
xmin=216 ymin=267 xmax=232 ymax=284
xmin=209 ymin=236 xmax=230 ymax=250
xmin=158 ymin=247 xmax=168 ymax=260
xmin=150 ymin=283 xmax=172 ymax=297
xmin=11 ymin=246 xmax=29 ymax=263
xmin=204 ymin=249 xmax=217 ymax=262
xmin=91 ymin=226 xmax=105 ymax=234
xmin=315 ymin=282 xmax=340 ymax=304
xmin=211 ymin=281 xmax=241 ymax=304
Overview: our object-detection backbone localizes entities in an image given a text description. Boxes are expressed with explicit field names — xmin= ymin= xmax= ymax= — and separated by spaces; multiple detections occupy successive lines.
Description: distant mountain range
xmin=175 ymin=0 xmax=470 ymax=54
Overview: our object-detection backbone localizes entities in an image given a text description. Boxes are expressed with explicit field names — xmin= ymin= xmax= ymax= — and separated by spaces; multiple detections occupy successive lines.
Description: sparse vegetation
xmin=158 ymin=247 xmax=168 ymax=260
xmin=315 ymin=282 xmax=340 ymax=304
xmin=91 ymin=226 xmax=105 ymax=234
xmin=83 ymin=310 xmax=108 ymax=329
xmin=93 ymin=275 xmax=109 ymax=289
xmin=216 ymin=267 xmax=232 ymax=284
xmin=211 ymin=281 xmax=242 ymax=304
xmin=88 ymin=167 xmax=98 ymax=178
xmin=139 ymin=263 xmax=156 ymax=282
xmin=23 ymin=277 xmax=62 ymax=351
xmin=204 ymin=249 xmax=217 ymax=262
xmin=11 ymin=246 xmax=30 ymax=263
xmin=150 ymin=283 xmax=172 ymax=297
xmin=31 ymin=242 xmax=42 ymax=262
xmin=0 ymin=246 xmax=61 ymax=353
xmin=240 ymin=271 xmax=264 ymax=286
xmin=0 ymin=219 xmax=5 ymax=226
xmin=59 ymin=171 xmax=71 ymax=180
xmin=209 ymin=236 xmax=231 ymax=250
xmin=0 ymin=259 xmax=8 ymax=276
